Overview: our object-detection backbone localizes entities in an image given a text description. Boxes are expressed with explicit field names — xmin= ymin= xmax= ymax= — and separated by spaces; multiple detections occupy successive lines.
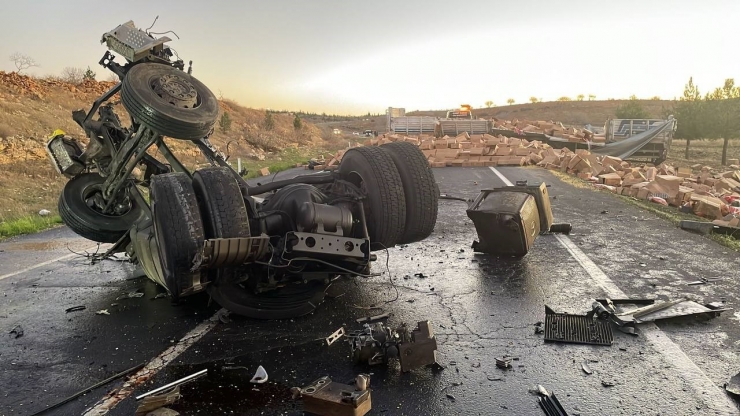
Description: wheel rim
xmin=150 ymin=73 xmax=200 ymax=109
xmin=82 ymin=183 xmax=132 ymax=217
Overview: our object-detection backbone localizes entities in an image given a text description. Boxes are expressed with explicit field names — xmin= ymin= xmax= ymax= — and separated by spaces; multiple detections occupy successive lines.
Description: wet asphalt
xmin=1 ymin=166 xmax=739 ymax=416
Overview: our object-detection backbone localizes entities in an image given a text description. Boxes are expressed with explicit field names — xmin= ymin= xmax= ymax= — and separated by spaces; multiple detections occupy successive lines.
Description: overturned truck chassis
xmin=45 ymin=21 xmax=439 ymax=319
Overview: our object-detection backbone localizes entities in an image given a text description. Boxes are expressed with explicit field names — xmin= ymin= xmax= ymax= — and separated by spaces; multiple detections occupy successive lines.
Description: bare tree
xmin=106 ymin=73 xmax=120 ymax=82
xmin=61 ymin=67 xmax=85 ymax=84
xmin=9 ymin=52 xmax=38 ymax=73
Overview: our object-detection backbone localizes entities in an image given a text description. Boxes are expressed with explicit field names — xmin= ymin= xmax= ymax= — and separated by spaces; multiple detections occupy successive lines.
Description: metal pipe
xmin=357 ymin=199 xmax=370 ymax=240
xmin=83 ymin=82 xmax=122 ymax=124
xmin=135 ymin=369 xmax=207 ymax=400
xmin=156 ymin=138 xmax=191 ymax=177
xmin=29 ymin=363 xmax=144 ymax=416
xmin=246 ymin=172 xmax=335 ymax=196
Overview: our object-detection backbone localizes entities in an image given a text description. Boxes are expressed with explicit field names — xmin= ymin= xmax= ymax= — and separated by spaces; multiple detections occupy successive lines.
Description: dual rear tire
xmin=337 ymin=143 xmax=438 ymax=249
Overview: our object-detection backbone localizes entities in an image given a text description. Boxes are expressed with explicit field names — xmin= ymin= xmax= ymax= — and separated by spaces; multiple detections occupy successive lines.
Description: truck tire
xmin=338 ymin=146 xmax=406 ymax=250
xmin=150 ymin=173 xmax=206 ymax=299
xmin=381 ymin=142 xmax=439 ymax=243
xmin=192 ymin=167 xmax=251 ymax=283
xmin=58 ymin=173 xmax=142 ymax=243
xmin=207 ymin=281 xmax=326 ymax=319
xmin=121 ymin=63 xmax=219 ymax=140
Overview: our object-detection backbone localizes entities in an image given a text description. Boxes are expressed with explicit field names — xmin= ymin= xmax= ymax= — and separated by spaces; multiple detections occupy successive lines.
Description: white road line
xmin=0 ymin=251 xmax=90 ymax=282
xmin=489 ymin=166 xmax=514 ymax=186
xmin=83 ymin=309 xmax=224 ymax=415
xmin=490 ymin=167 xmax=737 ymax=414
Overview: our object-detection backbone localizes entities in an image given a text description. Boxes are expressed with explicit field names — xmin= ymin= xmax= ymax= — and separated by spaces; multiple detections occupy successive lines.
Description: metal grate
xmin=544 ymin=311 xmax=613 ymax=346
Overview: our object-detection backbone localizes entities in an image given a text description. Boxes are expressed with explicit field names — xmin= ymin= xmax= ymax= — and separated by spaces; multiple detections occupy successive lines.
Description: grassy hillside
xmin=408 ymin=100 xmax=673 ymax=126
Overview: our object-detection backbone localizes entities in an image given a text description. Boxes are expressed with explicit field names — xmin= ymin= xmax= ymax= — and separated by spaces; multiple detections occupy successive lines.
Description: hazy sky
xmin=0 ymin=0 xmax=737 ymax=114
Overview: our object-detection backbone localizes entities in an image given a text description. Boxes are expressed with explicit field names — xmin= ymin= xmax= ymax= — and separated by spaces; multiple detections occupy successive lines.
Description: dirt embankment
xmin=409 ymin=100 xmax=673 ymax=126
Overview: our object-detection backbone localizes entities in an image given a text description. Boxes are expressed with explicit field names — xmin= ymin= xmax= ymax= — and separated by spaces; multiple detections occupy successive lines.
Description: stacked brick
xmin=539 ymin=148 xmax=740 ymax=226
xmin=492 ymin=119 xmax=601 ymax=143
xmin=363 ymin=132 xmax=550 ymax=167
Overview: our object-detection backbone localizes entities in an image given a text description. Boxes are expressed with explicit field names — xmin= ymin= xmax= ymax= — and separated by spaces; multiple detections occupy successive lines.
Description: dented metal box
xmin=491 ymin=182 xmax=553 ymax=233
xmin=467 ymin=190 xmax=541 ymax=256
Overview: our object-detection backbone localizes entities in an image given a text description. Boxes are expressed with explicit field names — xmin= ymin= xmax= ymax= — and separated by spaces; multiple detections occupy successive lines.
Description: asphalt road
xmin=1 ymin=166 xmax=739 ymax=416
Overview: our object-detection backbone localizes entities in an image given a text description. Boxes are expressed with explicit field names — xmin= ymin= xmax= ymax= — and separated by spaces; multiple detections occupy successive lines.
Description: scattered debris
xmin=544 ymin=306 xmax=613 ymax=346
xmin=581 ymin=362 xmax=593 ymax=375
xmin=295 ymin=376 xmax=372 ymax=416
xmin=414 ymin=272 xmax=427 ymax=278
xmin=347 ymin=320 xmax=439 ymax=372
xmin=135 ymin=386 xmax=181 ymax=415
xmin=355 ymin=374 xmax=370 ymax=391
xmin=116 ymin=291 xmax=145 ymax=300
xmin=706 ymin=302 xmax=726 ymax=310
xmin=135 ymin=369 xmax=207 ymax=401
xmin=398 ymin=321 xmax=439 ymax=372
xmin=153 ymin=293 xmax=167 ymax=299
xmin=687 ymin=277 xmax=721 ymax=286
xmin=601 ymin=380 xmax=615 ymax=387
xmin=65 ymin=306 xmax=86 ymax=313
xmin=355 ymin=313 xmax=390 ymax=324
xmin=616 ymin=298 xmax=732 ymax=323
xmin=250 ymin=365 xmax=268 ymax=384
xmin=325 ymin=327 xmax=345 ymax=346
xmin=495 ymin=357 xmax=512 ymax=370
xmin=221 ymin=365 xmax=248 ymax=372
xmin=548 ymin=223 xmax=572 ymax=234
xmin=95 ymin=309 xmax=110 ymax=315
xmin=38 ymin=209 xmax=51 ymax=216
xmin=9 ymin=325 xmax=23 ymax=339
xmin=534 ymin=322 xmax=544 ymax=334
xmin=534 ymin=385 xmax=569 ymax=416
xmin=725 ymin=372 xmax=740 ymax=398
xmin=446 ymin=393 xmax=457 ymax=401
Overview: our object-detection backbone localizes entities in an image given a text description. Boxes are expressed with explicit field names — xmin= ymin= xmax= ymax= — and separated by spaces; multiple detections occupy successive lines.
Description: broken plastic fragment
xmin=250 ymin=365 xmax=268 ymax=384
xmin=96 ymin=309 xmax=110 ymax=315
xmin=9 ymin=325 xmax=23 ymax=339
xmin=581 ymin=361 xmax=593 ymax=375
xmin=117 ymin=291 xmax=145 ymax=300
